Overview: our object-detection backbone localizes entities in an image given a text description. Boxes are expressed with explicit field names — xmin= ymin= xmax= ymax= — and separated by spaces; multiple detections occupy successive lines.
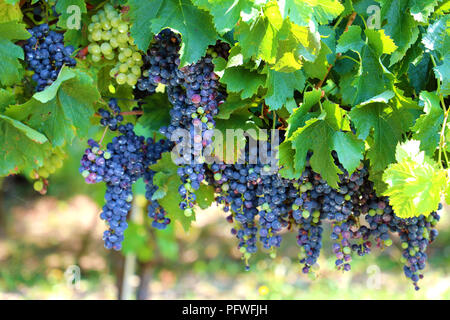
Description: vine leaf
xmin=286 ymin=88 xmax=321 ymax=138
xmin=127 ymin=0 xmax=163 ymax=52
xmin=289 ymin=101 xmax=362 ymax=188
xmin=377 ymin=0 xmax=419 ymax=65
xmin=412 ymin=91 xmax=444 ymax=157
xmin=0 ymin=114 xmax=48 ymax=176
xmin=148 ymin=0 xmax=218 ymax=66
xmin=383 ymin=140 xmax=447 ymax=218
xmin=264 ymin=69 xmax=306 ymax=112
xmin=8 ymin=68 xmax=99 ymax=146
xmin=138 ymin=93 xmax=171 ymax=134
xmin=349 ymin=103 xmax=409 ymax=172
xmin=219 ymin=66 xmax=266 ymax=99
xmin=0 ymin=1 xmax=22 ymax=23
xmin=0 ymin=21 xmax=30 ymax=86
xmin=192 ymin=0 xmax=264 ymax=34
xmin=409 ymin=0 xmax=438 ymax=22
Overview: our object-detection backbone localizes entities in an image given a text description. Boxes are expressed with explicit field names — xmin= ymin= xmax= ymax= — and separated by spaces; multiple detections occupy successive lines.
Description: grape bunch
xmin=24 ymin=23 xmax=76 ymax=92
xmin=87 ymin=3 xmax=143 ymax=86
xmin=80 ymin=99 xmax=147 ymax=250
xmin=30 ymin=146 xmax=66 ymax=194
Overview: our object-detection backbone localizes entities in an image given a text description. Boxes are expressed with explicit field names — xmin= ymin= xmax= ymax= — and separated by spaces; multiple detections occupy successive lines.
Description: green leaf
xmin=8 ymin=69 xmax=99 ymax=146
xmin=383 ymin=140 xmax=446 ymax=218
xmin=216 ymin=93 xmax=254 ymax=119
xmin=220 ymin=66 xmax=266 ymax=99
xmin=350 ymin=45 xmax=394 ymax=105
xmin=286 ymin=88 xmax=322 ymax=138
xmin=196 ymin=183 xmax=215 ymax=209
xmin=434 ymin=55 xmax=450 ymax=96
xmin=192 ymin=0 xmax=265 ymax=33
xmin=33 ymin=67 xmax=77 ymax=103
xmin=412 ymin=91 xmax=444 ymax=156
xmin=302 ymin=41 xmax=331 ymax=79
xmin=264 ymin=69 xmax=306 ymax=111
xmin=289 ymin=101 xmax=359 ymax=188
xmin=349 ymin=103 xmax=409 ymax=171
xmin=0 ymin=21 xmax=30 ymax=86
xmin=0 ymin=115 xmax=48 ymax=176
xmin=336 ymin=25 xmax=365 ymax=54
xmin=234 ymin=1 xmax=282 ymax=64
xmin=55 ymin=0 xmax=87 ymax=30
xmin=149 ymin=0 xmax=218 ymax=66
xmin=278 ymin=140 xmax=299 ymax=179
xmin=283 ymin=0 xmax=344 ymax=26
xmin=377 ymin=0 xmax=419 ymax=65
xmin=138 ymin=93 xmax=171 ymax=133
xmin=332 ymin=131 xmax=365 ymax=175
xmin=0 ymin=88 xmax=15 ymax=113
xmin=364 ymin=28 xmax=397 ymax=55
xmin=409 ymin=0 xmax=438 ymax=22
xmin=127 ymin=0 xmax=163 ymax=52
xmin=0 ymin=1 xmax=22 ymax=23
xmin=421 ymin=15 xmax=448 ymax=52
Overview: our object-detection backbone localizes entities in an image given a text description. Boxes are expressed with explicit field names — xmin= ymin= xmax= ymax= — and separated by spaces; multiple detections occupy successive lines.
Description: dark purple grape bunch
xmin=24 ymin=23 xmax=76 ymax=92
xmin=387 ymin=203 xmax=441 ymax=290
xmin=79 ymin=139 xmax=110 ymax=184
xmin=98 ymin=98 xmax=123 ymax=131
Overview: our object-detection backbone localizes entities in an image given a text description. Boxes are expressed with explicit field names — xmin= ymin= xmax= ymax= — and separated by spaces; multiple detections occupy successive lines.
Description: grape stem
xmin=316 ymin=12 xmax=358 ymax=90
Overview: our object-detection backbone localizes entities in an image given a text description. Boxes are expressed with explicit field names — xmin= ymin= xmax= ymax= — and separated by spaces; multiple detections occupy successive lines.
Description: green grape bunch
xmin=87 ymin=3 xmax=143 ymax=87
xmin=30 ymin=147 xmax=66 ymax=195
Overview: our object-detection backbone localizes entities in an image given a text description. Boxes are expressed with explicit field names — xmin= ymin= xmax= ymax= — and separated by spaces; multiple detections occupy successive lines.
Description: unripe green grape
xmin=117 ymin=33 xmax=128 ymax=43
xmin=87 ymin=35 xmax=93 ymax=42
xmin=92 ymin=30 xmax=102 ymax=42
xmin=30 ymin=169 xmax=39 ymax=179
xmin=88 ymin=23 xmax=95 ymax=32
xmin=104 ymin=52 xmax=115 ymax=60
xmin=91 ymin=14 xmax=99 ymax=23
xmin=118 ymin=22 xmax=128 ymax=33
xmin=123 ymin=48 xmax=132 ymax=57
xmin=111 ymin=27 xmax=119 ymax=36
xmin=109 ymin=37 xmax=119 ymax=48
xmin=101 ymin=20 xmax=111 ymax=30
xmin=97 ymin=10 xmax=106 ymax=20
xmin=100 ymin=42 xmax=112 ymax=55
xmin=93 ymin=22 xmax=101 ymax=30
xmin=128 ymin=37 xmax=135 ymax=46
xmin=47 ymin=166 xmax=56 ymax=174
xmin=126 ymin=57 xmax=135 ymax=66
xmin=119 ymin=63 xmax=128 ymax=73
xmin=109 ymin=67 xmax=119 ymax=78
xmin=132 ymin=52 xmax=141 ymax=62
xmin=116 ymin=73 xmax=127 ymax=85
xmin=136 ymin=59 xmax=143 ymax=67
xmin=143 ymin=70 xmax=149 ymax=77
xmin=118 ymin=52 xmax=127 ymax=62
xmin=131 ymin=66 xmax=141 ymax=76
xmin=101 ymin=30 xmax=112 ymax=41
xmin=38 ymin=167 xmax=49 ymax=178
xmin=111 ymin=17 xmax=120 ymax=28
xmin=88 ymin=44 xmax=101 ymax=55
xmin=91 ymin=54 xmax=102 ymax=63
xmin=106 ymin=10 xmax=116 ymax=20
xmin=34 ymin=181 xmax=44 ymax=192
xmin=126 ymin=74 xmax=137 ymax=86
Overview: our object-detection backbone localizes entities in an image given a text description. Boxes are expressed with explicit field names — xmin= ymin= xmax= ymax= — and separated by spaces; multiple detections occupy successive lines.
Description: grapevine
xmin=0 ymin=0 xmax=448 ymax=292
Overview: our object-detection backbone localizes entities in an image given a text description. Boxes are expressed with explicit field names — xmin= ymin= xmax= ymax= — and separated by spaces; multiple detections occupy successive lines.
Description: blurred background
xmin=0 ymin=136 xmax=449 ymax=300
